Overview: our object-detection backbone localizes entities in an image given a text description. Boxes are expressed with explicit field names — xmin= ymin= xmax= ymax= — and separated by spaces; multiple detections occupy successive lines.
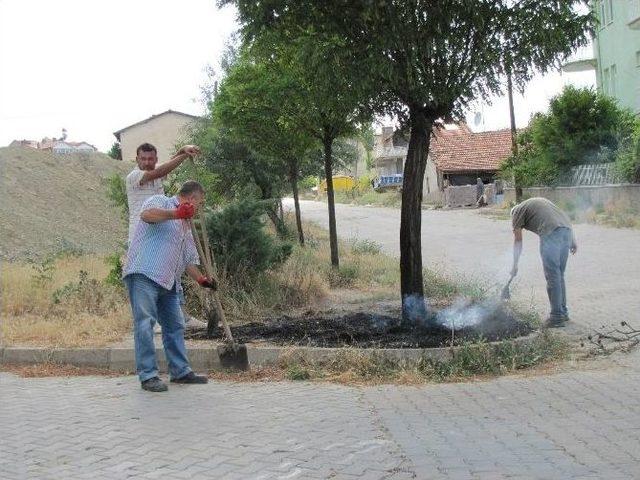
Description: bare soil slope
xmin=0 ymin=147 xmax=132 ymax=260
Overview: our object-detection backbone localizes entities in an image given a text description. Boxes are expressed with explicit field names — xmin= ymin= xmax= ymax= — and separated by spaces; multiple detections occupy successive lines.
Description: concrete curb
xmin=0 ymin=331 xmax=541 ymax=373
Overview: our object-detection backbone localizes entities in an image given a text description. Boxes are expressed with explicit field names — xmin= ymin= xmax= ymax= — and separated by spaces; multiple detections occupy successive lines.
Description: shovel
xmin=189 ymin=212 xmax=249 ymax=371
xmin=500 ymin=272 xmax=516 ymax=301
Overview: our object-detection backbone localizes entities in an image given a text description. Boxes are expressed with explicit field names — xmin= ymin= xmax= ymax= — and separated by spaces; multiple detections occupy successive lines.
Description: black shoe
xmin=544 ymin=316 xmax=569 ymax=328
xmin=141 ymin=377 xmax=168 ymax=392
xmin=170 ymin=372 xmax=208 ymax=384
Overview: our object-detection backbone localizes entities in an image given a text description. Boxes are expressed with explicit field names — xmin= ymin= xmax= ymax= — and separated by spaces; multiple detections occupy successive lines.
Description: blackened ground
xmin=186 ymin=305 xmax=534 ymax=348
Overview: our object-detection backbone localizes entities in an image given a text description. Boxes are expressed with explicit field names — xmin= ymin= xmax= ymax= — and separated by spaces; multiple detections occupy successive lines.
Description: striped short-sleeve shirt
xmin=123 ymin=195 xmax=200 ymax=290
xmin=126 ymin=167 xmax=165 ymax=244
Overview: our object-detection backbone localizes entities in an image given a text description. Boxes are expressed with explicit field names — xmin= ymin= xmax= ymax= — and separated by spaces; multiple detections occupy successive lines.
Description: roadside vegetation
xmin=277 ymin=330 xmax=568 ymax=384
xmin=480 ymin=196 xmax=640 ymax=230
xmin=501 ymin=87 xmax=640 ymax=188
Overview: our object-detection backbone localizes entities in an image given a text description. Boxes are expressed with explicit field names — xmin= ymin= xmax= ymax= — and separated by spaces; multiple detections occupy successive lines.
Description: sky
xmin=0 ymin=0 xmax=595 ymax=152
xmin=0 ymin=0 xmax=236 ymax=151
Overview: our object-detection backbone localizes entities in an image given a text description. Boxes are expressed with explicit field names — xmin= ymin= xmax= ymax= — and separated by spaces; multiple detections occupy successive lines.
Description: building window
xmin=610 ymin=64 xmax=617 ymax=97
xmin=636 ymin=51 xmax=640 ymax=68
xmin=603 ymin=67 xmax=610 ymax=95
xmin=599 ymin=0 xmax=614 ymax=26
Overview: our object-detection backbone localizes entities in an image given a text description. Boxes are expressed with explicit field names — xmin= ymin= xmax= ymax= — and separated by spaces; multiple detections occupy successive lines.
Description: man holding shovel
xmin=123 ymin=180 xmax=216 ymax=392
xmin=125 ymin=142 xmax=206 ymax=331
xmin=510 ymin=197 xmax=578 ymax=328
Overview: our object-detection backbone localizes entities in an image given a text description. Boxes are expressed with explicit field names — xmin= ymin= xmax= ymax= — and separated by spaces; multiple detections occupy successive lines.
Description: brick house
xmin=374 ymin=122 xmax=513 ymax=200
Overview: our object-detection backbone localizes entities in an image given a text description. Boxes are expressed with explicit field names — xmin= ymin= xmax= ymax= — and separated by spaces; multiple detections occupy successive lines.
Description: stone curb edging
xmin=0 ymin=331 xmax=541 ymax=373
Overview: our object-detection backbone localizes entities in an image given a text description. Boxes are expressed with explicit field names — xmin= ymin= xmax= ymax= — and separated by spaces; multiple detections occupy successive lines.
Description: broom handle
xmin=188 ymin=219 xmax=235 ymax=345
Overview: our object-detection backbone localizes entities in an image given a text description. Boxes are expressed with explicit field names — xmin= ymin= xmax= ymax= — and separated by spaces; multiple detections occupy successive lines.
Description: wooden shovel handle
xmin=188 ymin=218 xmax=235 ymax=346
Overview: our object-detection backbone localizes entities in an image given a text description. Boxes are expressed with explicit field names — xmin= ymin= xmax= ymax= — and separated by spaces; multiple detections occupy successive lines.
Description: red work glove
xmin=197 ymin=275 xmax=218 ymax=291
xmin=175 ymin=202 xmax=195 ymax=219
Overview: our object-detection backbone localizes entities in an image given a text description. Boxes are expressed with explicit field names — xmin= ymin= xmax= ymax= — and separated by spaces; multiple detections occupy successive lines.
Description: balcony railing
xmin=374 ymin=145 xmax=407 ymax=160
xmin=629 ymin=0 xmax=640 ymax=29
xmin=561 ymin=44 xmax=597 ymax=72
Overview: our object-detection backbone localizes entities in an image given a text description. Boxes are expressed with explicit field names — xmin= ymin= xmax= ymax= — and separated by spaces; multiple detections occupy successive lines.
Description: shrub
xmin=104 ymin=252 xmax=124 ymax=288
xmin=614 ymin=121 xmax=640 ymax=183
xmin=351 ymin=239 xmax=382 ymax=256
xmin=205 ymin=199 xmax=292 ymax=279
xmin=501 ymin=86 xmax=637 ymax=186
xmin=52 ymin=270 xmax=120 ymax=315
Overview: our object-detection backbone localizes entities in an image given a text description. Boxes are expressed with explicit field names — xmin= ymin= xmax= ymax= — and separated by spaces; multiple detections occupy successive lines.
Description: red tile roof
xmin=430 ymin=124 xmax=513 ymax=173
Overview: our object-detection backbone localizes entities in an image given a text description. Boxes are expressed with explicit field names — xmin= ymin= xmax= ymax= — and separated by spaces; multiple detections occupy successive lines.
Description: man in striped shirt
xmin=125 ymin=142 xmax=207 ymax=332
xmin=123 ymin=180 xmax=216 ymax=392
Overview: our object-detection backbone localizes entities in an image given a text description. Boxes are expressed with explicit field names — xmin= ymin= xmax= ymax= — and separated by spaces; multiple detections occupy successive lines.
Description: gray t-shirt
xmin=511 ymin=197 xmax=572 ymax=237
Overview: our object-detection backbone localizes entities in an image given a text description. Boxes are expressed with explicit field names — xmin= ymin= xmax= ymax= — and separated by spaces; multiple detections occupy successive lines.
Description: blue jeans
xmin=124 ymin=274 xmax=192 ymax=382
xmin=540 ymin=227 xmax=571 ymax=320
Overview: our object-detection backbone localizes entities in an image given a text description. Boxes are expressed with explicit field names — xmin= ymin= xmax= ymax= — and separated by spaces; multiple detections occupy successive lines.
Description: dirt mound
xmin=0 ymin=146 xmax=132 ymax=260
xmin=188 ymin=305 xmax=533 ymax=348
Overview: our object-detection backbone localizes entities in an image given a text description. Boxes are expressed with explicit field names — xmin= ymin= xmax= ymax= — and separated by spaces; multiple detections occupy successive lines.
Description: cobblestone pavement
xmin=290 ymin=200 xmax=640 ymax=331
xmin=3 ymin=353 xmax=640 ymax=479
xmin=3 ymin=201 xmax=640 ymax=479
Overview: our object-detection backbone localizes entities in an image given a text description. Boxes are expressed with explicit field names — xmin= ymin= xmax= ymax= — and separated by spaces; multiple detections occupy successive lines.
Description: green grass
xmin=280 ymin=330 xmax=568 ymax=384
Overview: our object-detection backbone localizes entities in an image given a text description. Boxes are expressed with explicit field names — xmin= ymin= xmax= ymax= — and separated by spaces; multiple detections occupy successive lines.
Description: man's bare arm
xmin=511 ymin=228 xmax=523 ymax=277
xmin=140 ymin=145 xmax=201 ymax=184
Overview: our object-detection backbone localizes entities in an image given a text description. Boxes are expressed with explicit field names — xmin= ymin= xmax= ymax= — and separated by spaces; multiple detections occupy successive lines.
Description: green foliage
xmin=614 ymin=121 xmax=640 ymax=183
xmin=350 ymin=239 xmax=382 ymax=256
xmin=106 ymin=173 xmax=128 ymax=219
xmin=54 ymin=239 xmax=86 ymax=258
xmin=104 ymin=252 xmax=124 ymax=288
xmin=165 ymin=157 xmax=221 ymax=207
xmin=30 ymin=256 xmax=56 ymax=288
xmin=286 ymin=364 xmax=311 ymax=381
xmin=299 ymin=176 xmax=318 ymax=191
xmin=51 ymin=270 xmax=119 ymax=314
xmin=328 ymin=263 xmax=359 ymax=287
xmin=417 ymin=331 xmax=566 ymax=380
xmin=277 ymin=331 xmax=566 ymax=383
xmin=503 ymin=87 xmax=637 ymax=186
xmin=107 ymin=142 xmax=122 ymax=160
xmin=205 ymin=199 xmax=293 ymax=278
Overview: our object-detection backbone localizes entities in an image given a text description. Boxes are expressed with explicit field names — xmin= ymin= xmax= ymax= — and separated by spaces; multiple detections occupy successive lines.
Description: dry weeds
xmin=1 ymin=255 xmax=130 ymax=347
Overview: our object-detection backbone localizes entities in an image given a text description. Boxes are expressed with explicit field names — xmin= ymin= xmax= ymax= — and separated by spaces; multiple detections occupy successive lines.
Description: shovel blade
xmin=217 ymin=344 xmax=250 ymax=371
xmin=500 ymin=285 xmax=511 ymax=300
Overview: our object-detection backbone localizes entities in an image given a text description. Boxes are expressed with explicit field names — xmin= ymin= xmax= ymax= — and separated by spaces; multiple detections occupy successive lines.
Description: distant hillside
xmin=0 ymin=147 xmax=134 ymax=261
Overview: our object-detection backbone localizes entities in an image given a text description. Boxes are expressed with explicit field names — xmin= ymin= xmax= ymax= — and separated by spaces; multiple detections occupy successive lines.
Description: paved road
xmin=3 ymin=200 xmax=640 ymax=479
xmin=3 ymin=352 xmax=640 ymax=479
xmin=289 ymin=200 xmax=640 ymax=331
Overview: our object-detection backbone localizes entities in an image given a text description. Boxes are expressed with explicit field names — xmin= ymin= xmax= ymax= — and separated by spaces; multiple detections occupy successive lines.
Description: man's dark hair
xmin=136 ymin=143 xmax=157 ymax=156
xmin=178 ymin=180 xmax=205 ymax=196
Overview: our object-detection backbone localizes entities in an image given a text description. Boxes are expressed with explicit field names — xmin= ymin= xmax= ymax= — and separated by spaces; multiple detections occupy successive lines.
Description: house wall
xmin=119 ymin=112 xmax=197 ymax=163
xmin=443 ymin=184 xmax=496 ymax=207
xmin=336 ymin=138 xmax=370 ymax=178
xmin=376 ymin=157 xmax=402 ymax=175
xmin=594 ymin=0 xmax=640 ymax=113
xmin=504 ymin=184 xmax=640 ymax=209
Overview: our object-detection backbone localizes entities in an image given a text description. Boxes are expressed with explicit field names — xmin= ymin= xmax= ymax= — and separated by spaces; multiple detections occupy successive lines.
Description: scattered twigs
xmin=584 ymin=321 xmax=640 ymax=354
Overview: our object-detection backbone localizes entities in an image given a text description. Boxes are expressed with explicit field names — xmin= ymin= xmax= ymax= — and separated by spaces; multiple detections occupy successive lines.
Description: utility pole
xmin=507 ymin=69 xmax=522 ymax=202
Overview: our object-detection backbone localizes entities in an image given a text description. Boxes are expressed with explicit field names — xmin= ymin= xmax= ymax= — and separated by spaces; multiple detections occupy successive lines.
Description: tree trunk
xmin=323 ymin=136 xmax=339 ymax=267
xmin=400 ymin=106 xmax=432 ymax=324
xmin=507 ymin=71 xmax=522 ymax=202
xmin=289 ymin=164 xmax=305 ymax=245
xmin=265 ymin=204 xmax=287 ymax=237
